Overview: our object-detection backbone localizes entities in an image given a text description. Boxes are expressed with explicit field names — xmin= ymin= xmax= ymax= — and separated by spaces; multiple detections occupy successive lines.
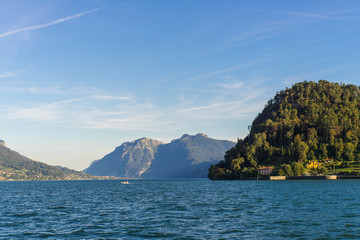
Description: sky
xmin=1 ymin=0 xmax=360 ymax=170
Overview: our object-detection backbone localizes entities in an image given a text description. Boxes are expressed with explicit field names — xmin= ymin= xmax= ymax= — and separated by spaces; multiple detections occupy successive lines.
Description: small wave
xmin=11 ymin=212 xmax=38 ymax=218
xmin=71 ymin=229 xmax=87 ymax=236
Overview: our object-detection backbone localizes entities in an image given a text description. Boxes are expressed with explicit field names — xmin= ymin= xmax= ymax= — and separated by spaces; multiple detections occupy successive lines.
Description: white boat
xmin=121 ymin=181 xmax=130 ymax=184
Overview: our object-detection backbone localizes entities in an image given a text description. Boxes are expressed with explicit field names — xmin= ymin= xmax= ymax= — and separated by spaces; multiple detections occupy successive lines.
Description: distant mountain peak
xmin=196 ymin=133 xmax=208 ymax=138
xmin=134 ymin=137 xmax=150 ymax=142
xmin=85 ymin=137 xmax=164 ymax=178
xmin=181 ymin=133 xmax=208 ymax=139
xmin=121 ymin=137 xmax=163 ymax=148
xmin=181 ymin=134 xmax=191 ymax=138
xmin=134 ymin=137 xmax=162 ymax=143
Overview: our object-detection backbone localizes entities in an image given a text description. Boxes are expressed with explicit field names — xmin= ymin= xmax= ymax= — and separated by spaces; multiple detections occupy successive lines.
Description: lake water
xmin=1 ymin=179 xmax=360 ymax=239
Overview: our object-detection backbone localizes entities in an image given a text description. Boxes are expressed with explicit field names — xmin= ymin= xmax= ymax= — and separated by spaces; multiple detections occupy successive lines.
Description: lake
xmin=1 ymin=179 xmax=360 ymax=239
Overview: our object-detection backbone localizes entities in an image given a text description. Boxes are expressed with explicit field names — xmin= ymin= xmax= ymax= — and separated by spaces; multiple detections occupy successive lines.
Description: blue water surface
xmin=1 ymin=179 xmax=360 ymax=239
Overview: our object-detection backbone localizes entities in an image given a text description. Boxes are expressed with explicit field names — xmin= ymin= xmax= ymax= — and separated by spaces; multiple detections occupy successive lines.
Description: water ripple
xmin=1 ymin=179 xmax=360 ymax=239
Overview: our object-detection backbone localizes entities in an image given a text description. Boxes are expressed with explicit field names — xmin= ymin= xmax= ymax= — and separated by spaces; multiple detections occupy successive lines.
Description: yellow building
xmin=307 ymin=160 xmax=322 ymax=169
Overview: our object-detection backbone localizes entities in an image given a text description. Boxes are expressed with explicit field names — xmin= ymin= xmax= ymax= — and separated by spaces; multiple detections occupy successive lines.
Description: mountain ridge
xmin=0 ymin=141 xmax=95 ymax=181
xmin=84 ymin=133 xmax=235 ymax=178
xmin=84 ymin=137 xmax=163 ymax=177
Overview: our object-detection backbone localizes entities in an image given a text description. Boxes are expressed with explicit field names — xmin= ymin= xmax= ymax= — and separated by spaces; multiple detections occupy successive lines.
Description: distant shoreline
xmin=211 ymin=175 xmax=360 ymax=180
xmin=0 ymin=176 xmax=137 ymax=182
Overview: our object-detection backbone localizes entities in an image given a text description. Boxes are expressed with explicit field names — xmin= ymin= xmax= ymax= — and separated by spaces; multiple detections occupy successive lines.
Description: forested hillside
xmin=209 ymin=80 xmax=360 ymax=179
xmin=0 ymin=141 xmax=95 ymax=180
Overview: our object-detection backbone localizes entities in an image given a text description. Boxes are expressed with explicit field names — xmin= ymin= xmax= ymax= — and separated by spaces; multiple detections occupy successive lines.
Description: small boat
xmin=121 ymin=181 xmax=130 ymax=184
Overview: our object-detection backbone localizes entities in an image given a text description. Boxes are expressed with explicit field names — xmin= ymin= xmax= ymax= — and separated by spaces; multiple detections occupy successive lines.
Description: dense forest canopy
xmin=209 ymin=80 xmax=360 ymax=179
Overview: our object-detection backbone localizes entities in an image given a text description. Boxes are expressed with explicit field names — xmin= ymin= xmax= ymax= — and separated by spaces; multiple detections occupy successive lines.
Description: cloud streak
xmin=188 ymin=61 xmax=263 ymax=81
xmin=284 ymin=11 xmax=330 ymax=20
xmin=0 ymin=9 xmax=98 ymax=39
xmin=91 ymin=95 xmax=133 ymax=101
xmin=2 ymin=88 xmax=266 ymax=132
xmin=1 ymin=78 xmax=273 ymax=135
xmin=279 ymin=10 xmax=360 ymax=21
xmin=221 ymin=81 xmax=244 ymax=89
xmin=6 ymin=99 xmax=79 ymax=122
xmin=0 ymin=71 xmax=16 ymax=78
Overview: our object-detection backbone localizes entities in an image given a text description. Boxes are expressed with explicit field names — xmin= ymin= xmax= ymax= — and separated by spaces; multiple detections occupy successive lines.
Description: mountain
xmin=142 ymin=134 xmax=235 ymax=178
xmin=209 ymin=80 xmax=360 ymax=179
xmin=84 ymin=138 xmax=163 ymax=178
xmin=84 ymin=133 xmax=235 ymax=178
xmin=0 ymin=141 xmax=94 ymax=181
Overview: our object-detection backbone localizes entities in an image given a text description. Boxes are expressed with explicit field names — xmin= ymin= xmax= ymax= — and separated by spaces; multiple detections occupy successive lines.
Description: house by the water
xmin=258 ymin=166 xmax=274 ymax=175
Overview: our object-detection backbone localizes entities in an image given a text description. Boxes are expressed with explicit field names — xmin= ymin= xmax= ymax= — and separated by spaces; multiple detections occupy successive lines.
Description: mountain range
xmin=84 ymin=133 xmax=235 ymax=178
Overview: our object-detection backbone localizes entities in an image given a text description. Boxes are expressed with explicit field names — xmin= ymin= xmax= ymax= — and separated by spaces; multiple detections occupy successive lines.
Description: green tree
xmin=335 ymin=139 xmax=344 ymax=160
xmin=278 ymin=169 xmax=285 ymax=176
xmin=344 ymin=142 xmax=355 ymax=161
xmin=230 ymin=157 xmax=244 ymax=171
xmin=249 ymin=158 xmax=257 ymax=168
xmin=282 ymin=164 xmax=294 ymax=176
xmin=318 ymin=166 xmax=327 ymax=175
xmin=320 ymin=143 xmax=328 ymax=160
xmin=291 ymin=162 xmax=306 ymax=176
xmin=308 ymin=150 xmax=316 ymax=160
xmin=296 ymin=141 xmax=309 ymax=161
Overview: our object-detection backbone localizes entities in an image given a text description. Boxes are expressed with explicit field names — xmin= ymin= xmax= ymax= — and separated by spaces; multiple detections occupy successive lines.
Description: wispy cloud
xmin=0 ymin=9 xmax=98 ymax=39
xmin=220 ymin=81 xmax=244 ymax=89
xmin=84 ymin=116 xmax=175 ymax=132
xmin=338 ymin=16 xmax=360 ymax=20
xmin=282 ymin=74 xmax=312 ymax=86
xmin=282 ymin=65 xmax=347 ymax=86
xmin=284 ymin=11 xmax=330 ymax=20
xmin=6 ymin=99 xmax=79 ymax=122
xmin=173 ymin=85 xmax=269 ymax=121
xmin=81 ymin=100 xmax=177 ymax=131
xmin=280 ymin=10 xmax=360 ymax=21
xmin=0 ymin=84 xmax=78 ymax=95
xmin=189 ymin=61 xmax=263 ymax=81
xmin=220 ymin=28 xmax=279 ymax=51
xmin=208 ymin=27 xmax=280 ymax=53
xmin=250 ymin=8 xmax=360 ymax=21
xmin=0 ymin=82 xmax=108 ymax=96
xmin=91 ymin=95 xmax=133 ymax=101
xmin=2 ymin=79 xmax=273 ymax=134
xmin=3 ymin=96 xmax=174 ymax=132
xmin=230 ymin=29 xmax=276 ymax=42
xmin=0 ymin=71 xmax=16 ymax=78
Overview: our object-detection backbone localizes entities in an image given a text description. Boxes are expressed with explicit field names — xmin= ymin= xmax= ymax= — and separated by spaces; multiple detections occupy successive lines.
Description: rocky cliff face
xmin=84 ymin=134 xmax=235 ymax=178
xmin=142 ymin=133 xmax=235 ymax=178
xmin=84 ymin=138 xmax=163 ymax=178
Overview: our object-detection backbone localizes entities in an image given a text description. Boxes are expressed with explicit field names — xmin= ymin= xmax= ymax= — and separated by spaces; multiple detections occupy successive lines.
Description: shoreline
xmin=211 ymin=175 xmax=360 ymax=180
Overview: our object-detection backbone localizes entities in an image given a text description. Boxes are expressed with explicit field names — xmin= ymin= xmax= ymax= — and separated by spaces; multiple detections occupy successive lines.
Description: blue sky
xmin=1 ymin=0 xmax=360 ymax=170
